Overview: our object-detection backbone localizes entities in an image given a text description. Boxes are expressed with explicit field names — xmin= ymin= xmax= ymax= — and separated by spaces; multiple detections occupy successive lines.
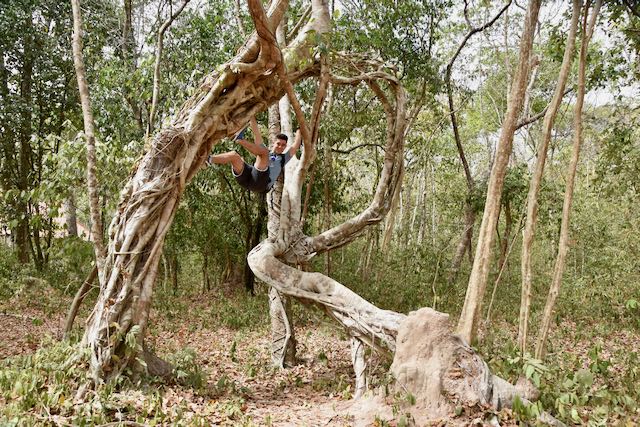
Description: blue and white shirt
xmin=267 ymin=151 xmax=292 ymax=190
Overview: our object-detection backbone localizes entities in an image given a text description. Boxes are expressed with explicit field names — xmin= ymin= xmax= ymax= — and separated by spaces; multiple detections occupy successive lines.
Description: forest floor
xmin=1 ymin=283 xmax=639 ymax=426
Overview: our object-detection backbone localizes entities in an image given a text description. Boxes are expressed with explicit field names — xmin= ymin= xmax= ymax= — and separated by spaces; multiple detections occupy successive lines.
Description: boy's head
xmin=272 ymin=133 xmax=288 ymax=153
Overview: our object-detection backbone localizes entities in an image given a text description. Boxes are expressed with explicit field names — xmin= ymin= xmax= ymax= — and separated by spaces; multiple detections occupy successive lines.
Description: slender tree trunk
xmin=121 ymin=0 xmax=143 ymax=133
xmin=71 ymin=0 xmax=106 ymax=279
xmin=16 ymin=8 xmax=34 ymax=264
xmin=171 ymin=255 xmax=179 ymax=296
xmin=498 ymin=199 xmax=512 ymax=272
xmin=244 ymin=195 xmax=267 ymax=294
xmin=323 ymin=138 xmax=332 ymax=275
xmin=535 ymin=0 xmax=601 ymax=359
xmin=518 ymin=0 xmax=581 ymax=353
xmin=202 ymin=251 xmax=210 ymax=292
xmin=147 ymin=0 xmax=190 ymax=137
xmin=449 ymin=203 xmax=475 ymax=282
xmin=444 ymin=1 xmax=510 ymax=279
xmin=457 ymin=0 xmax=542 ymax=344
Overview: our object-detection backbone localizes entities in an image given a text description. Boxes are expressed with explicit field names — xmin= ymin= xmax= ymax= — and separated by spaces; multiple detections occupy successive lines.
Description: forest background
xmin=0 ymin=0 xmax=639 ymax=425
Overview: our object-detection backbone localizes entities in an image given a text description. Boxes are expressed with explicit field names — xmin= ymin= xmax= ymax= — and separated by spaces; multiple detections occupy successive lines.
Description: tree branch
xmin=333 ymin=143 xmax=385 ymax=154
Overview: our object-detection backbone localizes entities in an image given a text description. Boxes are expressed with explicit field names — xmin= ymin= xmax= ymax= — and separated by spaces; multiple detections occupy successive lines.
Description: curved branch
xmin=308 ymin=67 xmax=407 ymax=255
xmin=445 ymin=1 xmax=512 ymax=189
xmin=248 ymin=241 xmax=406 ymax=354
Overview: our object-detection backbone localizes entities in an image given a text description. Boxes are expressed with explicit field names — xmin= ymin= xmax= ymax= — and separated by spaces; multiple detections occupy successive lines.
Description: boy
xmin=209 ymin=117 xmax=302 ymax=193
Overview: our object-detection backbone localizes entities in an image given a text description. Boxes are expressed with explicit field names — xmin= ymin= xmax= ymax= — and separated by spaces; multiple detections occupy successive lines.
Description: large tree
xmin=77 ymin=0 xmax=555 ymax=420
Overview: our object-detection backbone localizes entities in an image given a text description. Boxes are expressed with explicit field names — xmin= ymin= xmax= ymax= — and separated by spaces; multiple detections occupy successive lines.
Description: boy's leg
xmin=253 ymin=151 xmax=269 ymax=171
xmin=236 ymin=139 xmax=269 ymax=171
xmin=209 ymin=151 xmax=245 ymax=175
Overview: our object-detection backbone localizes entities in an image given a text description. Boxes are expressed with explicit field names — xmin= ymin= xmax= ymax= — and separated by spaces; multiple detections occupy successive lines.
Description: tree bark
xmin=322 ymin=138 xmax=332 ymax=275
xmin=458 ymin=0 xmax=542 ymax=344
xmin=535 ymin=0 xmax=601 ymax=360
xmin=16 ymin=7 xmax=34 ymax=265
xmin=518 ymin=0 xmax=581 ymax=354
xmin=266 ymin=65 xmax=297 ymax=367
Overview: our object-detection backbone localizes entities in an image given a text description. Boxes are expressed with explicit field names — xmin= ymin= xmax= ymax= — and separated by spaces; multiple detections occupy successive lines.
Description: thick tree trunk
xmin=518 ymin=0 xmax=581 ymax=353
xmin=457 ymin=0 xmax=542 ymax=344
xmin=535 ymin=0 xmax=601 ymax=360
xmin=266 ymin=85 xmax=297 ymax=367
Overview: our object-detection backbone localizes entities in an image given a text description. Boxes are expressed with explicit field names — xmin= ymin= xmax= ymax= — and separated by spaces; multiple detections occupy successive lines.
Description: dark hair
xmin=275 ymin=133 xmax=288 ymax=142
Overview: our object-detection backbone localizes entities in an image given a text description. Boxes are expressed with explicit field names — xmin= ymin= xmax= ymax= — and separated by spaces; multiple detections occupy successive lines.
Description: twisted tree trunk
xmin=81 ymin=0 xmax=327 ymax=382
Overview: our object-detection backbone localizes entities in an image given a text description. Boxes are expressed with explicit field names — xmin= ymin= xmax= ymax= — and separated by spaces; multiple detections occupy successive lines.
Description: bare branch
xmin=515 ymin=89 xmax=572 ymax=130
xmin=234 ymin=0 xmax=246 ymax=37
xmin=333 ymin=143 xmax=385 ymax=154
xmin=446 ymin=1 xmax=512 ymax=75
xmin=445 ymin=1 xmax=512 ymax=190
xmin=287 ymin=4 xmax=312 ymax=40
xmin=308 ymin=61 xmax=407 ymax=254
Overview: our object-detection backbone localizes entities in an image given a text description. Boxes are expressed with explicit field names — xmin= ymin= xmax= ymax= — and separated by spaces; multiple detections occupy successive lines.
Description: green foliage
xmin=486 ymin=338 xmax=640 ymax=425
xmin=0 ymin=340 xmax=88 ymax=422
xmin=169 ymin=348 xmax=206 ymax=390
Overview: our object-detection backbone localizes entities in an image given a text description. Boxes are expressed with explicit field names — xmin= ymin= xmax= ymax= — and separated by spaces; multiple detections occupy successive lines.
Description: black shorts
xmin=235 ymin=162 xmax=270 ymax=193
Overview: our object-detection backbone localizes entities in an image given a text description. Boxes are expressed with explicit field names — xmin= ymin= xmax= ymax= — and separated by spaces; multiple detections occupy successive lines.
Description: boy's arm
xmin=237 ymin=117 xmax=268 ymax=156
xmin=249 ymin=117 xmax=263 ymax=147
xmin=286 ymin=129 xmax=303 ymax=157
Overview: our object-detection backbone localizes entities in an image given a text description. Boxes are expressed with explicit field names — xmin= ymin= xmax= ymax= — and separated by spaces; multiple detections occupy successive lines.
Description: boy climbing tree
xmin=209 ymin=116 xmax=302 ymax=193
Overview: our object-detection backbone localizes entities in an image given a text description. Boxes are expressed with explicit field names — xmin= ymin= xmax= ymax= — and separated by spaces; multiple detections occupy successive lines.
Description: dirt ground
xmin=1 ymin=289 xmax=638 ymax=426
